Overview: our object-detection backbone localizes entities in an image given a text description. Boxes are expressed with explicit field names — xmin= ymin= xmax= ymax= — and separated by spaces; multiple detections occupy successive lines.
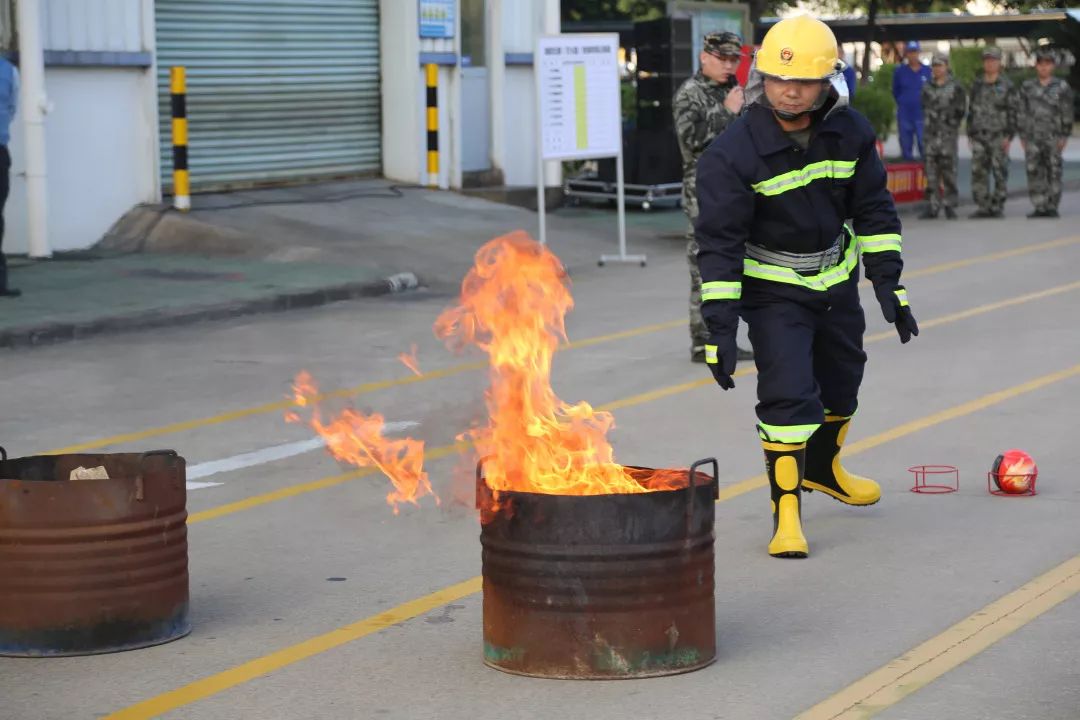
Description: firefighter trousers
xmin=741 ymin=271 xmax=867 ymax=444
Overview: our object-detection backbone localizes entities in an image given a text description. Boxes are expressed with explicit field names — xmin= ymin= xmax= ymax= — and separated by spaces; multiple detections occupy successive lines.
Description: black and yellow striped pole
xmin=425 ymin=63 xmax=438 ymax=188
xmin=170 ymin=66 xmax=191 ymax=211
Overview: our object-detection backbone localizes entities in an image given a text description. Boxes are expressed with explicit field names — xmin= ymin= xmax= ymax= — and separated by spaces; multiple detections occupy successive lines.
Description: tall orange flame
xmin=288 ymin=371 xmax=435 ymax=514
xmin=434 ymin=231 xmax=685 ymax=496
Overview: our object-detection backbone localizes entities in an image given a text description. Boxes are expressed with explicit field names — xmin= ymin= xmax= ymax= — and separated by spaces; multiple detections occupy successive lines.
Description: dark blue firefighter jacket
xmin=693 ymin=102 xmax=904 ymax=335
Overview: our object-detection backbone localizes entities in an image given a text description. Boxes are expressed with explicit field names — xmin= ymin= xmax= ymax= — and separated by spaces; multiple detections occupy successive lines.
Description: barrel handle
xmin=687 ymin=457 xmax=719 ymax=533
xmin=135 ymin=450 xmax=179 ymax=501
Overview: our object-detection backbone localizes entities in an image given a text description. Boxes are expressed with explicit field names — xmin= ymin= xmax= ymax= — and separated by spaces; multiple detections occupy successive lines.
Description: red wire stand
xmin=908 ymin=465 xmax=959 ymax=494
xmin=987 ymin=472 xmax=1038 ymax=497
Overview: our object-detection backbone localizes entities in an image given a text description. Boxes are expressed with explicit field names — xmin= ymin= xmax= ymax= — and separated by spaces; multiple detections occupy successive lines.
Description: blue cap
xmin=905 ymin=40 xmax=921 ymax=52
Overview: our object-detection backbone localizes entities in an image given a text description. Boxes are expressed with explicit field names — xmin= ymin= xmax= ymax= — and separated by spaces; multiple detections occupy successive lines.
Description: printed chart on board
xmin=536 ymin=34 xmax=621 ymax=161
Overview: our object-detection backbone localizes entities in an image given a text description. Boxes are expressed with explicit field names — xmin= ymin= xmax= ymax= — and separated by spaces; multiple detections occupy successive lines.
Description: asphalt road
xmin=1 ymin=192 xmax=1079 ymax=720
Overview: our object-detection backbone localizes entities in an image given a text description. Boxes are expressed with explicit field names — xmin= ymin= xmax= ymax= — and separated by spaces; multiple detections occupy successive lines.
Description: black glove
xmin=874 ymin=283 xmax=919 ymax=344
xmin=705 ymin=332 xmax=737 ymax=390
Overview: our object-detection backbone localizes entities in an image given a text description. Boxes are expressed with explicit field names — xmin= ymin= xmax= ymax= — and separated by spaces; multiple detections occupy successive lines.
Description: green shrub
xmin=949 ymin=46 xmax=985 ymax=88
xmin=851 ymin=86 xmax=896 ymax=141
xmin=868 ymin=62 xmax=897 ymax=93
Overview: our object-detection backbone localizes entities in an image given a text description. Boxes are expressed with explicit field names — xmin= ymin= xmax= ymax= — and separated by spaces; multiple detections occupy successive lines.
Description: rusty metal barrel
xmin=0 ymin=448 xmax=190 ymax=657
xmin=477 ymin=459 xmax=717 ymax=679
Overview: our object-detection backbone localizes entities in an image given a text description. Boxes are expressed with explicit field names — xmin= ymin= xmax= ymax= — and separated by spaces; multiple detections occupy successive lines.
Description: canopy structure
xmin=755 ymin=9 xmax=1080 ymax=44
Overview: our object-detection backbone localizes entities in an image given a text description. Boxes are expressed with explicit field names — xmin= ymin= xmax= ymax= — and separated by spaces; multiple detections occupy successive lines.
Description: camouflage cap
xmin=1034 ymin=45 xmax=1057 ymax=62
xmin=703 ymin=31 xmax=743 ymax=58
xmin=982 ymin=46 xmax=1003 ymax=60
xmin=931 ymin=51 xmax=949 ymax=66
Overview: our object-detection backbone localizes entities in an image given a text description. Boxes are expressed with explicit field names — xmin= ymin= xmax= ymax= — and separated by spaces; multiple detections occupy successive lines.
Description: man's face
xmin=983 ymin=57 xmax=1001 ymax=76
xmin=931 ymin=62 xmax=947 ymax=82
xmin=700 ymin=51 xmax=740 ymax=83
xmin=906 ymin=50 xmax=921 ymax=65
xmin=763 ymin=77 xmax=824 ymax=117
xmin=1036 ymin=58 xmax=1055 ymax=80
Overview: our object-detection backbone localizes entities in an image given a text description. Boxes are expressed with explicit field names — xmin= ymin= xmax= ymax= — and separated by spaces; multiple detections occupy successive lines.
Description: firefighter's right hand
xmin=705 ymin=334 xmax=737 ymax=390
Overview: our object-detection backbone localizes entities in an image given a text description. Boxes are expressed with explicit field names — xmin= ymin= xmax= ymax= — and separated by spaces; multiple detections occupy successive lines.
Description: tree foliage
xmin=561 ymin=0 xmax=665 ymax=22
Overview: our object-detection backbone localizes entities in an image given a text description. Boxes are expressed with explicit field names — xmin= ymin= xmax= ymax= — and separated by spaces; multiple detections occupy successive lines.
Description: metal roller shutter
xmin=156 ymin=0 xmax=381 ymax=191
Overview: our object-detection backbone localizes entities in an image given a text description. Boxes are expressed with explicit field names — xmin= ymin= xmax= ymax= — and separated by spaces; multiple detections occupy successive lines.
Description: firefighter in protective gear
xmin=695 ymin=15 xmax=918 ymax=558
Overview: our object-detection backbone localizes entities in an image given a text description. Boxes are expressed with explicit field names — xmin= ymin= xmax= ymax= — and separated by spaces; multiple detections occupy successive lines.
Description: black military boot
xmin=917 ymin=206 xmax=938 ymax=219
xmin=802 ymin=416 xmax=881 ymax=506
xmin=762 ymin=440 xmax=809 ymax=558
xmin=944 ymin=207 xmax=957 ymax=220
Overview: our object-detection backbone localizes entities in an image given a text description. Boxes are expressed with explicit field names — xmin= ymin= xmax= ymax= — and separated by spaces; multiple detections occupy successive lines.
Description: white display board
xmin=536 ymin=34 xmax=621 ymax=162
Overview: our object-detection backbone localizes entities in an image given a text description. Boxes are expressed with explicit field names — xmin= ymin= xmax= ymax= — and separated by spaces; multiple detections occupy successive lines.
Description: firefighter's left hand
xmin=875 ymin=284 xmax=919 ymax=344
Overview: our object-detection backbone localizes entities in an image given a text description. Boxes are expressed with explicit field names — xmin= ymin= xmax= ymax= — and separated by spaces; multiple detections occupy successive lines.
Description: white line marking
xmin=185 ymin=421 xmax=420 ymax=489
xmin=186 ymin=481 xmax=224 ymax=491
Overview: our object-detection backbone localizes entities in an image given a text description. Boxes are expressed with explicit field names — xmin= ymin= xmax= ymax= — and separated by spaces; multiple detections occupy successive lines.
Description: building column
xmin=541 ymin=0 xmax=561 ymax=191
xmin=487 ymin=0 xmax=505 ymax=182
xmin=379 ymin=0 xmax=422 ymax=185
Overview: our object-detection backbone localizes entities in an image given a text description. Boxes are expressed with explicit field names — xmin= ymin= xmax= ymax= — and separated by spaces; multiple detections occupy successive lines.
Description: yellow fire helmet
xmin=756 ymin=15 xmax=841 ymax=80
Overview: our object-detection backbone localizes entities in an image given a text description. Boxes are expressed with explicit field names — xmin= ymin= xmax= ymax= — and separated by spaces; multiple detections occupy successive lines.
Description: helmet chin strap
xmin=773 ymin=108 xmax=808 ymax=122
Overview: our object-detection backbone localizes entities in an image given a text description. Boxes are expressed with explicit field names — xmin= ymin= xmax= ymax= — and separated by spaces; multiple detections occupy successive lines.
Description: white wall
xmin=501 ymin=0 xmax=559 ymax=188
xmin=502 ymin=65 xmax=538 ymax=186
xmin=7 ymin=66 xmax=154 ymax=252
xmin=5 ymin=0 xmax=157 ymax=253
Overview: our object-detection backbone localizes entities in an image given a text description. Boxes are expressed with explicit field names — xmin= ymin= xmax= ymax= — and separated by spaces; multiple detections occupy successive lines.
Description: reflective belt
xmin=743 ymin=227 xmax=859 ymax=291
xmin=744 ymin=234 xmax=844 ymax=273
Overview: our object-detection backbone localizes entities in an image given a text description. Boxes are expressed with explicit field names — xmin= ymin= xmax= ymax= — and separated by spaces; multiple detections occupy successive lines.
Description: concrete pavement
xmin=1 ymin=189 xmax=1079 ymax=719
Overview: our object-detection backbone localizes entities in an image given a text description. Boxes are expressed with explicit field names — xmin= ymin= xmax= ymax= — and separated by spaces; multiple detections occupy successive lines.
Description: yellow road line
xmin=185 ymin=279 xmax=1080 ymax=526
xmin=105 ymin=361 xmax=1080 ymax=719
xmin=45 ymin=237 xmax=1078 ymax=456
xmin=900 ymin=235 xmax=1080 ymax=281
xmin=795 ymin=553 xmax=1080 ymax=720
xmin=102 ymin=578 xmax=484 ymax=720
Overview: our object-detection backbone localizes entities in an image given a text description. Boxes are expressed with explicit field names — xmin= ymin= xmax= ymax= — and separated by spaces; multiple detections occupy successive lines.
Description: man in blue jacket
xmin=695 ymin=16 xmax=918 ymax=558
xmin=893 ymin=40 xmax=931 ymax=160
xmin=0 ymin=55 xmax=18 ymax=298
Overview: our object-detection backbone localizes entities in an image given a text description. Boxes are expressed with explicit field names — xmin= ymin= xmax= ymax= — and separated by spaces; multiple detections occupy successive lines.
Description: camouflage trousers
xmin=686 ymin=223 xmax=709 ymax=352
xmin=924 ymin=150 xmax=958 ymax=213
xmin=1024 ymin=139 xmax=1064 ymax=212
xmin=970 ymin=136 xmax=1010 ymax=213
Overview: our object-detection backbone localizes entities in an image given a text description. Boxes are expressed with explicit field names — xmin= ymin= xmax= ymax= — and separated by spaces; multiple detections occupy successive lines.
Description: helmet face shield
xmin=744 ymin=58 xmax=849 ymax=120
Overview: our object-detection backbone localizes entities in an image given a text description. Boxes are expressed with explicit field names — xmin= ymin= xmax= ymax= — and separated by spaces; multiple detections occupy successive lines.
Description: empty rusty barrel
xmin=478 ymin=459 xmax=717 ymax=679
xmin=0 ymin=448 xmax=190 ymax=657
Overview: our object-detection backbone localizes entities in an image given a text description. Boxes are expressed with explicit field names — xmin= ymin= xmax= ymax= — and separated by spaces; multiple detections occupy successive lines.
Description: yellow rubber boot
xmin=802 ymin=416 xmax=881 ymax=506
xmin=763 ymin=441 xmax=809 ymax=558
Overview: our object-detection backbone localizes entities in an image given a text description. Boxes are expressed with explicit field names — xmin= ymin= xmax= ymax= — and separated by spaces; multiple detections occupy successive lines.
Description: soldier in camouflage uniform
xmin=673 ymin=31 xmax=751 ymax=363
xmin=919 ymin=52 xmax=966 ymax=219
xmin=967 ymin=46 xmax=1018 ymax=218
xmin=1017 ymin=46 xmax=1074 ymax=218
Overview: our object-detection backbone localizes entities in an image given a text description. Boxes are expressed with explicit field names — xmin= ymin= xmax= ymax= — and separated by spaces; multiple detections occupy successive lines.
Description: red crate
xmin=886 ymin=162 xmax=926 ymax=203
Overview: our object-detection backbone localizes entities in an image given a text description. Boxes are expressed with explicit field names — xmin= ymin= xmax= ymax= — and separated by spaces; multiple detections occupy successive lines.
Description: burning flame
xmin=398 ymin=344 xmax=422 ymax=376
xmin=434 ymin=231 xmax=686 ymax=496
xmin=288 ymin=371 xmax=436 ymax=514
